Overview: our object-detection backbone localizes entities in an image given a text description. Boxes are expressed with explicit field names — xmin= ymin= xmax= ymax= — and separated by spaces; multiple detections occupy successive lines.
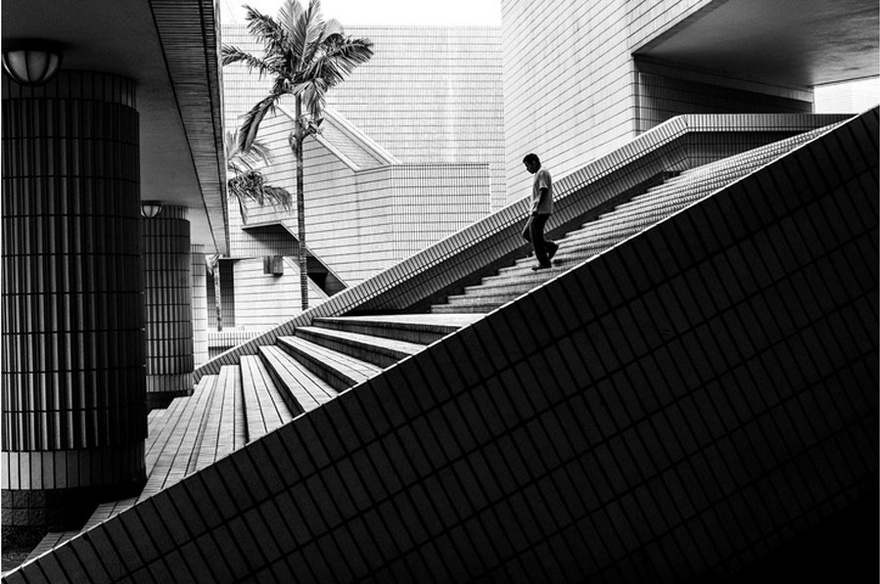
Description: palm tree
xmin=225 ymin=130 xmax=292 ymax=221
xmin=211 ymin=131 xmax=293 ymax=332
xmin=205 ymin=253 xmax=224 ymax=332
xmin=222 ymin=0 xmax=373 ymax=310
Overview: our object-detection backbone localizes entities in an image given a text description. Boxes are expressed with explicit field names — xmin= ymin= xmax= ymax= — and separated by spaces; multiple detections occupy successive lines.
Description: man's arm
xmin=532 ymin=186 xmax=549 ymax=216
xmin=532 ymin=169 xmax=551 ymax=215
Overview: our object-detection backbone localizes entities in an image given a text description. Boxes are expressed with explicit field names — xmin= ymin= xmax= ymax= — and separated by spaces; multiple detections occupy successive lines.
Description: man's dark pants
xmin=528 ymin=213 xmax=552 ymax=266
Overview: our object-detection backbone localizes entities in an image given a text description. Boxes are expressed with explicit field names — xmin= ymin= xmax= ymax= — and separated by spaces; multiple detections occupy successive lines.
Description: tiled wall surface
xmin=230 ymin=258 xmax=326 ymax=331
xmin=9 ymin=108 xmax=873 ymax=584
xmin=1 ymin=72 xmax=147 ymax=498
xmin=223 ymin=24 xmax=505 ymax=211
xmin=232 ymin=108 xmax=490 ymax=287
xmin=634 ymin=59 xmax=813 ymax=133
xmin=232 ymin=112 xmax=394 ymax=281
xmin=815 ymin=78 xmax=880 ymax=113
xmin=500 ymin=0 xmax=815 ymax=204
xmin=143 ymin=206 xmax=194 ymax=402
xmin=388 ymin=164 xmax=492 ymax=259
xmin=328 ymin=26 xmax=506 ymax=212
xmin=191 ymin=246 xmax=209 ymax=368
xmin=207 ymin=329 xmax=260 ymax=360
xmin=222 ymin=23 xmax=498 ymax=315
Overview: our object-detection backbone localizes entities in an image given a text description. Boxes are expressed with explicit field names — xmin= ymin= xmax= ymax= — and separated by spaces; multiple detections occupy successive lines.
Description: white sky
xmin=220 ymin=0 xmax=502 ymax=26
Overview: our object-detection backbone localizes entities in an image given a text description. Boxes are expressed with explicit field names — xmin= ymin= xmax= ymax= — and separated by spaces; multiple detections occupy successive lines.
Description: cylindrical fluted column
xmin=1 ymin=71 xmax=146 ymax=529
xmin=143 ymin=205 xmax=194 ymax=408
xmin=191 ymin=245 xmax=209 ymax=368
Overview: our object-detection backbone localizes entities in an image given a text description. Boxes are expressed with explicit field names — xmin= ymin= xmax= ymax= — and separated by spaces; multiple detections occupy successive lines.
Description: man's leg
xmin=522 ymin=216 xmax=532 ymax=242
xmin=530 ymin=213 xmax=550 ymax=267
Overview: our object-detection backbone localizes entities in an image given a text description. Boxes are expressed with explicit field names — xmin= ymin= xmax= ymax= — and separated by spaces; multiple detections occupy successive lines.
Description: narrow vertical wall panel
xmin=191 ymin=245 xmax=209 ymax=367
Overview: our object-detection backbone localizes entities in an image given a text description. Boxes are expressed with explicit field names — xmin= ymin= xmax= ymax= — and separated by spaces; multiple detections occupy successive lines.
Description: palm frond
xmin=308 ymin=37 xmax=374 ymax=88
xmin=321 ymin=18 xmax=344 ymax=42
xmin=221 ymin=44 xmax=278 ymax=78
xmin=226 ymin=130 xmax=275 ymax=175
xmin=228 ymin=170 xmax=293 ymax=212
xmin=262 ymin=184 xmax=293 ymax=208
xmin=238 ymin=92 xmax=282 ymax=151
xmin=292 ymin=79 xmax=328 ymax=123
xmin=303 ymin=7 xmax=342 ymax=70
xmin=227 ymin=153 xmax=253 ymax=176
xmin=277 ymin=0 xmax=304 ymax=37
xmin=224 ymin=129 xmax=238 ymax=155
xmin=292 ymin=0 xmax=325 ymax=73
xmin=226 ymin=130 xmax=252 ymax=175
xmin=205 ymin=253 xmax=221 ymax=274
xmin=245 ymin=140 xmax=274 ymax=165
xmin=244 ymin=5 xmax=291 ymax=56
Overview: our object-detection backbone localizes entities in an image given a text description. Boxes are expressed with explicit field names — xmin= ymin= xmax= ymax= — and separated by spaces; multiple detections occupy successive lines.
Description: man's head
xmin=523 ymin=153 xmax=541 ymax=174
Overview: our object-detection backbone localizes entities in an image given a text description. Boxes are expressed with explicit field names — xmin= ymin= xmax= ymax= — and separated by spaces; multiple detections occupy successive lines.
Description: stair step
xmin=479 ymin=239 xmax=622 ymax=282
xmin=296 ymin=326 xmax=425 ymax=368
xmin=629 ymin=168 xmax=751 ymax=199
xmin=41 ymin=373 xmax=225 ymax=553
xmin=241 ymin=355 xmax=295 ymax=442
xmin=431 ymin=302 xmax=504 ymax=314
xmin=590 ymin=191 xmax=706 ymax=220
xmin=41 ymin=312 xmax=375 ymax=558
xmin=436 ymin=156 xmax=774 ymax=313
xmin=450 ymin=271 xmax=566 ymax=302
xmin=152 ymin=374 xmax=218 ymax=479
xmin=144 ymin=390 xmax=189 ymax=467
xmin=260 ymin=342 xmax=345 ymax=406
xmin=313 ymin=313 xmax=481 ymax=344
xmin=446 ymin=286 xmax=541 ymax=306
xmin=191 ymin=365 xmax=246 ymax=474
xmin=275 ymin=334 xmax=383 ymax=390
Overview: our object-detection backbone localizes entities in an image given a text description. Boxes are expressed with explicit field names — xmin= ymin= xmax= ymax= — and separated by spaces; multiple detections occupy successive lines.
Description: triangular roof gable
xmin=275 ymin=105 xmax=399 ymax=171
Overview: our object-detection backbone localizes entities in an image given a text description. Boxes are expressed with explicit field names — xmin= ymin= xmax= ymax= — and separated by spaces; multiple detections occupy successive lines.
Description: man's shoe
xmin=532 ymin=264 xmax=551 ymax=271
xmin=548 ymin=242 xmax=559 ymax=261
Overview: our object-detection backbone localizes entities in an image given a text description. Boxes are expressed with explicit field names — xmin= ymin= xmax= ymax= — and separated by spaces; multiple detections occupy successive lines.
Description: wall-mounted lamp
xmin=2 ymin=40 xmax=63 ymax=87
xmin=141 ymin=201 xmax=163 ymax=219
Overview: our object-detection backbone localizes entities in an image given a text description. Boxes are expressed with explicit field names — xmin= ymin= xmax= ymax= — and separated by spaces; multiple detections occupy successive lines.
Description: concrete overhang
xmin=635 ymin=0 xmax=879 ymax=88
xmin=2 ymin=0 xmax=228 ymax=253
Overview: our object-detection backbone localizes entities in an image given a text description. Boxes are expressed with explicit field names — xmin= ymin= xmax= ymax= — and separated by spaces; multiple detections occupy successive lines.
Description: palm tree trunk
xmin=294 ymin=95 xmax=309 ymax=311
xmin=213 ymin=259 xmax=223 ymax=332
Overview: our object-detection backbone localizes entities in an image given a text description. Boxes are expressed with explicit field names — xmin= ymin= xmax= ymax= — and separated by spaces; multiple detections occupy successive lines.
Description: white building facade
xmin=216 ymin=24 xmax=505 ymax=336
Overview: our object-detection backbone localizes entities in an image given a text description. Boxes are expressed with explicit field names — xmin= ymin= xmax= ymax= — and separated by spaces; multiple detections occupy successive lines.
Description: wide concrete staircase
xmin=19 ymin=113 xmax=842 ymax=564
xmin=431 ymin=140 xmax=807 ymax=314
xmin=22 ymin=313 xmax=484 ymax=561
xmin=9 ymin=111 xmax=877 ymax=583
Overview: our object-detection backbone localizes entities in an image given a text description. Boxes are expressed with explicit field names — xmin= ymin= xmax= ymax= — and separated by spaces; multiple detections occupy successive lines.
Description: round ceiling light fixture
xmin=141 ymin=201 xmax=164 ymax=219
xmin=2 ymin=40 xmax=64 ymax=87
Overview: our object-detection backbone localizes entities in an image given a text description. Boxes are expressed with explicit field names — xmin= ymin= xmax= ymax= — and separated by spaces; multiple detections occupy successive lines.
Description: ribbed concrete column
xmin=1 ymin=72 xmax=146 ymax=529
xmin=191 ymin=245 xmax=209 ymax=368
xmin=143 ymin=205 xmax=194 ymax=408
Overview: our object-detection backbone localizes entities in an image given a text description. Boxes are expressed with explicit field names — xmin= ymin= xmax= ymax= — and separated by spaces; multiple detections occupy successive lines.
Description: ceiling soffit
xmin=635 ymin=0 xmax=880 ymax=88
xmin=148 ymin=0 xmax=228 ymax=254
